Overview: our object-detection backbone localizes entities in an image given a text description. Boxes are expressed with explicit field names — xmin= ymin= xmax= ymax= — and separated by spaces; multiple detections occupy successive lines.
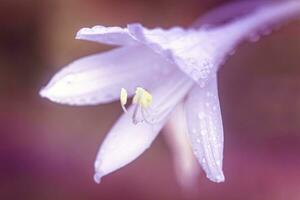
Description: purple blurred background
xmin=1 ymin=0 xmax=300 ymax=199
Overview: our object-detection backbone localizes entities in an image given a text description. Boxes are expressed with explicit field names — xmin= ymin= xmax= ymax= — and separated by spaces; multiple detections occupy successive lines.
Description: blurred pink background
xmin=1 ymin=0 xmax=300 ymax=199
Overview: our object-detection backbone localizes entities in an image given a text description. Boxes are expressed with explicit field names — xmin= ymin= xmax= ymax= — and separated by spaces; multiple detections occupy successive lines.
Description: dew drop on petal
xmin=193 ymin=150 xmax=198 ymax=155
xmin=198 ymin=112 xmax=205 ymax=119
xmin=198 ymin=80 xmax=206 ymax=88
xmin=262 ymin=28 xmax=272 ymax=36
xmin=212 ymin=105 xmax=217 ymax=111
xmin=206 ymin=92 xmax=212 ymax=97
xmin=248 ymin=33 xmax=260 ymax=42
xmin=229 ymin=49 xmax=236 ymax=56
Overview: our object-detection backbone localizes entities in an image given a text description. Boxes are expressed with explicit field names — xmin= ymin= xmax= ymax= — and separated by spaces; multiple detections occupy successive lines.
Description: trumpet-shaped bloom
xmin=40 ymin=1 xmax=300 ymax=185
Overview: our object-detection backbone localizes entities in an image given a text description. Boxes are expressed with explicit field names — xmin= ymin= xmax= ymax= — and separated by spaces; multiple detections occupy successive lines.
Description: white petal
xmin=94 ymin=70 xmax=192 ymax=182
xmin=143 ymin=70 xmax=194 ymax=124
xmin=127 ymin=2 xmax=300 ymax=86
xmin=185 ymin=1 xmax=300 ymax=84
xmin=74 ymin=2 xmax=300 ymax=87
xmin=40 ymin=45 xmax=173 ymax=105
xmin=223 ymin=1 xmax=300 ymax=40
xmin=76 ymin=25 xmax=138 ymax=46
xmin=164 ymin=104 xmax=200 ymax=188
xmin=127 ymin=24 xmax=187 ymax=60
xmin=184 ymin=75 xmax=224 ymax=183
xmin=127 ymin=24 xmax=216 ymax=85
xmin=93 ymin=105 xmax=165 ymax=183
xmin=193 ymin=1 xmax=269 ymax=27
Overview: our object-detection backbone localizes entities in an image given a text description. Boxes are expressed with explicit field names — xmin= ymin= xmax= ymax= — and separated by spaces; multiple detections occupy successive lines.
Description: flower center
xmin=120 ymin=87 xmax=153 ymax=124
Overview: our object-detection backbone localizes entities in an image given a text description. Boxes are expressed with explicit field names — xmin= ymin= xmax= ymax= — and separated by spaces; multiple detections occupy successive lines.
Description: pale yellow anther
xmin=119 ymin=87 xmax=153 ymax=124
xmin=120 ymin=88 xmax=128 ymax=112
xmin=132 ymin=87 xmax=152 ymax=108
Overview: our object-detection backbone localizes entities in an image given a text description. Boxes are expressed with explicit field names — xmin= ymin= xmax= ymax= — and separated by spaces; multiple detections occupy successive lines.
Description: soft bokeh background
xmin=1 ymin=0 xmax=300 ymax=199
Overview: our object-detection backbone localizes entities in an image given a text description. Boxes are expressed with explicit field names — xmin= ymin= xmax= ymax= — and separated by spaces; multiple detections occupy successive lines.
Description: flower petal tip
xmin=93 ymin=172 xmax=103 ymax=184
xmin=39 ymin=87 xmax=46 ymax=97
xmin=75 ymin=26 xmax=103 ymax=40
xmin=207 ymin=172 xmax=225 ymax=183
xmin=39 ymin=86 xmax=50 ymax=99
xmin=39 ymin=85 xmax=57 ymax=102
xmin=75 ymin=28 xmax=86 ymax=40
xmin=75 ymin=34 xmax=82 ymax=40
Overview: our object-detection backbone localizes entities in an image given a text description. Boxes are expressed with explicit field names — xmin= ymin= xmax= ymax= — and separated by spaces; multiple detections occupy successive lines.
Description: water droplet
xmin=229 ymin=49 xmax=236 ymax=56
xmin=198 ymin=112 xmax=205 ymax=119
xmin=198 ymin=81 xmax=206 ymax=88
xmin=200 ymin=120 xmax=206 ymax=128
xmin=212 ymin=105 xmax=217 ymax=111
xmin=248 ymin=33 xmax=260 ymax=42
xmin=262 ymin=28 xmax=272 ymax=36
xmin=219 ymin=59 xmax=226 ymax=66
xmin=199 ymin=68 xmax=210 ymax=79
xmin=211 ymin=137 xmax=217 ymax=142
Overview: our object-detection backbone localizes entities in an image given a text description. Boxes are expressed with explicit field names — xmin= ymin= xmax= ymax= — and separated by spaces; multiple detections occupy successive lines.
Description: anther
xmin=119 ymin=87 xmax=153 ymax=124
xmin=120 ymin=88 xmax=128 ymax=112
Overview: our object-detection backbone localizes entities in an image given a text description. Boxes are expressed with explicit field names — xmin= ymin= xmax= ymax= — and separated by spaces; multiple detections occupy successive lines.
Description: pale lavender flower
xmin=39 ymin=1 xmax=300 ymax=185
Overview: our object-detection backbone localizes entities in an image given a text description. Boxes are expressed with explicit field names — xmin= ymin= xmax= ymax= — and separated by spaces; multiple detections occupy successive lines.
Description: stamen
xmin=132 ymin=87 xmax=152 ymax=108
xmin=119 ymin=87 xmax=154 ymax=124
xmin=119 ymin=74 xmax=192 ymax=125
xmin=132 ymin=87 xmax=153 ymax=124
xmin=120 ymin=88 xmax=128 ymax=112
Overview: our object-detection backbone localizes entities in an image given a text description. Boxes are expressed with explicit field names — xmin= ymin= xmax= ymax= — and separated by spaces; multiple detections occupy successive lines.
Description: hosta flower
xmin=40 ymin=1 xmax=300 ymax=185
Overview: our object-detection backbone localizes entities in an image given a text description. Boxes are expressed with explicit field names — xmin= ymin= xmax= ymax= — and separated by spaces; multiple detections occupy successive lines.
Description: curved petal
xmin=127 ymin=24 xmax=218 ymax=86
xmin=93 ymin=105 xmax=165 ymax=183
xmin=185 ymin=1 xmax=300 ymax=85
xmin=192 ymin=1 xmax=270 ymax=28
xmin=184 ymin=75 xmax=224 ymax=183
xmin=164 ymin=104 xmax=200 ymax=188
xmin=127 ymin=24 xmax=187 ymax=60
xmin=127 ymin=2 xmax=300 ymax=86
xmin=94 ymin=70 xmax=193 ymax=182
xmin=74 ymin=2 xmax=300 ymax=88
xmin=76 ymin=25 xmax=138 ymax=46
xmin=145 ymin=70 xmax=193 ymax=123
xmin=40 ymin=45 xmax=173 ymax=105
